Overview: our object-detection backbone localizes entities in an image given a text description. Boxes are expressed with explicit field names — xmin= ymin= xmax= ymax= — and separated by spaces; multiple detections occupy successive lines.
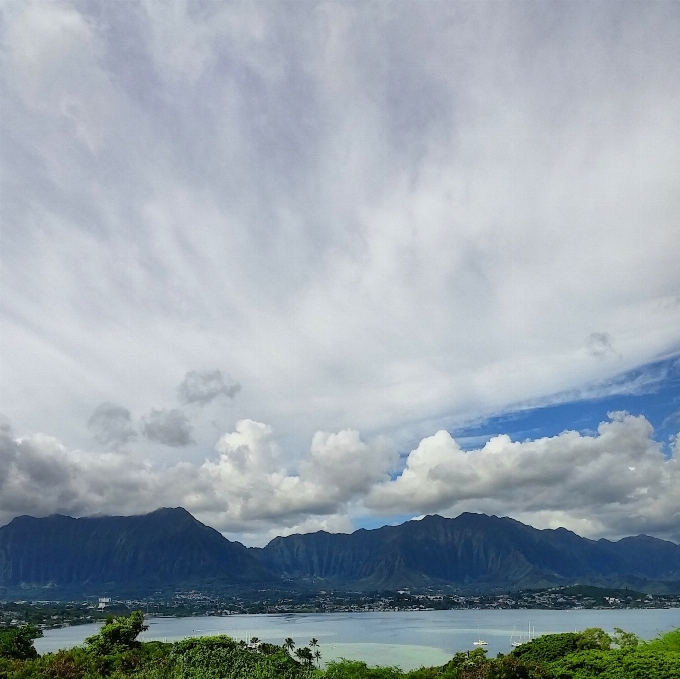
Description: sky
xmin=1 ymin=1 xmax=679 ymax=546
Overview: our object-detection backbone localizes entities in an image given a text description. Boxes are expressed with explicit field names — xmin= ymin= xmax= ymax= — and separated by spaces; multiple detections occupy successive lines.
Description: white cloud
xmin=368 ymin=412 xmax=680 ymax=540
xmin=302 ymin=430 xmax=397 ymax=499
xmin=587 ymin=332 xmax=619 ymax=360
xmin=0 ymin=419 xmax=392 ymax=535
xmin=198 ymin=420 xmax=395 ymax=530
xmin=0 ymin=2 xmax=679 ymax=526
xmin=1 ymin=414 xmax=679 ymax=543
xmin=0 ymin=425 xmax=160 ymax=526
xmin=2 ymin=2 xmax=115 ymax=152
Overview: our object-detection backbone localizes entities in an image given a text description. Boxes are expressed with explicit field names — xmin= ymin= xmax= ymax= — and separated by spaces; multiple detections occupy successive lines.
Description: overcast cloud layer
xmin=1 ymin=2 xmax=679 ymax=541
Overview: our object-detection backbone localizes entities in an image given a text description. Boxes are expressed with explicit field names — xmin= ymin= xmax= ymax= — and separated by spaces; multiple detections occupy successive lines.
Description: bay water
xmin=35 ymin=609 xmax=680 ymax=671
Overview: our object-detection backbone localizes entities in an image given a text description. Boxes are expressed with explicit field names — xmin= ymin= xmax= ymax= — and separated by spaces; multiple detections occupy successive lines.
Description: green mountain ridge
xmin=1 ymin=508 xmax=679 ymax=596
xmin=0 ymin=508 xmax=273 ymax=595
xmin=257 ymin=513 xmax=680 ymax=591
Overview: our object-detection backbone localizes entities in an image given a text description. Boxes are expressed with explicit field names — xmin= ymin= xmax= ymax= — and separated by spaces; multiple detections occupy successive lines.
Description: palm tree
xmin=308 ymin=638 xmax=320 ymax=667
xmin=314 ymin=648 xmax=322 ymax=667
xmin=250 ymin=636 xmax=260 ymax=649
xmin=295 ymin=647 xmax=314 ymax=666
xmin=284 ymin=637 xmax=295 ymax=654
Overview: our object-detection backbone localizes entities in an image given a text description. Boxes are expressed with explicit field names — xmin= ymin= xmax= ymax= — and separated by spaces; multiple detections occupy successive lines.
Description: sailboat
xmin=511 ymin=622 xmax=534 ymax=647
xmin=473 ymin=626 xmax=488 ymax=646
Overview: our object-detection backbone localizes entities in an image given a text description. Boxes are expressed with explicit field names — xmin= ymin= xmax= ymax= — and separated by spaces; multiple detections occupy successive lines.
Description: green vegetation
xmin=85 ymin=612 xmax=148 ymax=656
xmin=645 ymin=629 xmax=680 ymax=654
xmin=1 ymin=612 xmax=679 ymax=679
xmin=0 ymin=625 xmax=42 ymax=660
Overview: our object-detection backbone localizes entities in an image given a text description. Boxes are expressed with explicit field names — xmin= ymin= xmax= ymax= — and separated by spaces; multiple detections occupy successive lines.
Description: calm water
xmin=35 ymin=609 xmax=680 ymax=671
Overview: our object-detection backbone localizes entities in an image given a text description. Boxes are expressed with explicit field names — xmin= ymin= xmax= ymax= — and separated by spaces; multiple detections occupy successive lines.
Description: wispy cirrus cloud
xmin=1 ymin=1 xmax=679 ymax=457
xmin=1 ymin=2 xmax=679 ymax=539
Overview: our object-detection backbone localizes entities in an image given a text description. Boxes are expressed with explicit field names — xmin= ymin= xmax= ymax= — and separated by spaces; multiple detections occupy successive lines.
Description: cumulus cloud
xmin=198 ymin=420 xmax=396 ymax=530
xmin=1 ymin=414 xmax=679 ymax=542
xmin=0 ymin=424 xmax=160 ymax=527
xmin=179 ymin=369 xmax=241 ymax=405
xmin=87 ymin=403 xmax=136 ymax=448
xmin=368 ymin=413 xmax=680 ymax=539
xmin=301 ymin=430 xmax=397 ymax=499
xmin=0 ymin=419 xmax=392 ymax=534
xmin=142 ymin=409 xmax=193 ymax=447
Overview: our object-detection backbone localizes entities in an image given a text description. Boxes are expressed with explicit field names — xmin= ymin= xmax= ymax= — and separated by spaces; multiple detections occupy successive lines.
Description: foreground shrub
xmin=0 ymin=626 xmax=42 ymax=661
xmin=1 ymin=617 xmax=678 ymax=679
xmin=645 ymin=629 xmax=680 ymax=653
xmin=86 ymin=612 xmax=148 ymax=656
xmin=549 ymin=648 xmax=680 ymax=679
xmin=405 ymin=649 xmax=549 ymax=679
xmin=169 ymin=635 xmax=310 ymax=679
xmin=323 ymin=659 xmax=403 ymax=678
xmin=510 ymin=634 xmax=581 ymax=664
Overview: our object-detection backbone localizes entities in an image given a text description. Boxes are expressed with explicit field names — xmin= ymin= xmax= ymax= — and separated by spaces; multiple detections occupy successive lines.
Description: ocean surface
xmin=35 ymin=609 xmax=680 ymax=671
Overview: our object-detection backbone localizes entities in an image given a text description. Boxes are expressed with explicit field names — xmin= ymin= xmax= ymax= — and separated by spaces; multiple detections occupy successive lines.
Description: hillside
xmin=2 ymin=509 xmax=680 ymax=595
xmin=0 ymin=507 xmax=274 ymax=594
xmin=257 ymin=513 xmax=680 ymax=591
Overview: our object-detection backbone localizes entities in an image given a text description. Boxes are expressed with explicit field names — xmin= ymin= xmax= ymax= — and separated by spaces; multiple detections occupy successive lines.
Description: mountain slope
xmin=0 ymin=507 xmax=274 ymax=593
xmin=257 ymin=513 xmax=680 ymax=590
xmin=2 ymin=509 xmax=679 ymax=595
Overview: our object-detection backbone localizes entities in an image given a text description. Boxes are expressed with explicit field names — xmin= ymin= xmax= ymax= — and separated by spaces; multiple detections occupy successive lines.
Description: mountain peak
xmin=0 ymin=507 xmax=276 ymax=594
xmin=147 ymin=506 xmax=196 ymax=522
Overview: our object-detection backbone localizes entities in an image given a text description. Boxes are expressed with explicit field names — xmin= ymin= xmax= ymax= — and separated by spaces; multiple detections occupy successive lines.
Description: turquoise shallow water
xmin=35 ymin=609 xmax=680 ymax=671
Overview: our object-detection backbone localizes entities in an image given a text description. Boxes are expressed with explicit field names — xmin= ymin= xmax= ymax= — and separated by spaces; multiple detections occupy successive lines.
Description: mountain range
xmin=1 ymin=508 xmax=679 ymax=596
xmin=0 ymin=508 xmax=271 ymax=595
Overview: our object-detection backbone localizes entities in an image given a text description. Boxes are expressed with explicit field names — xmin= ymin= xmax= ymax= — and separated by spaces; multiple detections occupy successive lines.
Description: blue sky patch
xmin=453 ymin=355 xmax=680 ymax=453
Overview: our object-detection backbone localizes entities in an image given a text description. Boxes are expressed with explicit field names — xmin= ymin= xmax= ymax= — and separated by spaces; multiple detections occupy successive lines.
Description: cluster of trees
xmin=1 ymin=612 xmax=679 ymax=679
xmin=281 ymin=637 xmax=321 ymax=667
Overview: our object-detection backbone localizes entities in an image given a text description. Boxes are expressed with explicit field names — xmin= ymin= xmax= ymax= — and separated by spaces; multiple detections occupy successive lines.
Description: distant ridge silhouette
xmin=1 ymin=508 xmax=679 ymax=595
xmin=257 ymin=512 xmax=680 ymax=591
xmin=0 ymin=507 xmax=274 ymax=594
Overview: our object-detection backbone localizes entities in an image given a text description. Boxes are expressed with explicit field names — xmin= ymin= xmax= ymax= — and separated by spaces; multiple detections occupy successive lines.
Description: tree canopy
xmin=0 ymin=625 xmax=42 ymax=660
xmin=85 ymin=610 xmax=148 ymax=655
xmin=0 ymin=613 xmax=679 ymax=679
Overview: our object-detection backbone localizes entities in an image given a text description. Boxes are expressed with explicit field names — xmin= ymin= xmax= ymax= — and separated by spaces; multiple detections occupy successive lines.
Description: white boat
xmin=511 ymin=622 xmax=535 ymax=647
xmin=473 ymin=626 xmax=488 ymax=646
